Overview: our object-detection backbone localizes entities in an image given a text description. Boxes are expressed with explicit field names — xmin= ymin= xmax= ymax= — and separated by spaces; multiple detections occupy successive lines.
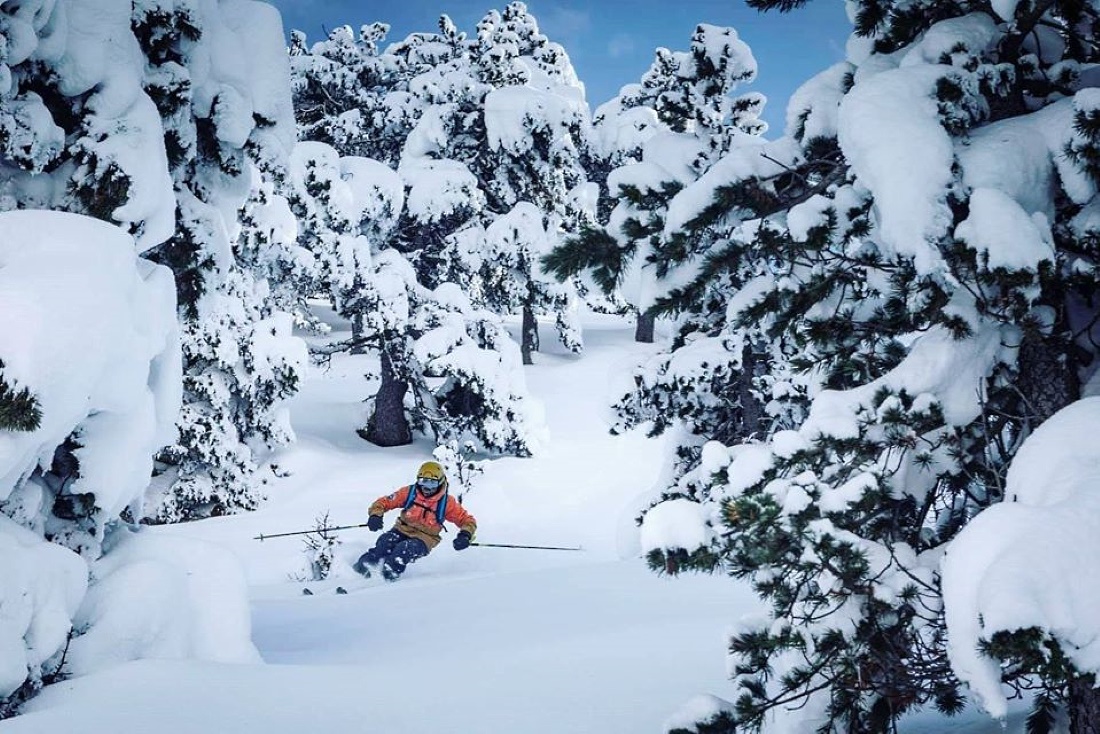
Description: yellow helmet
xmin=416 ymin=461 xmax=447 ymax=494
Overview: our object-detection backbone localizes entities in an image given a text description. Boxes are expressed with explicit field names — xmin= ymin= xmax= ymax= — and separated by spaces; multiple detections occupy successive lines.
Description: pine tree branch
xmin=1001 ymin=0 xmax=1059 ymax=57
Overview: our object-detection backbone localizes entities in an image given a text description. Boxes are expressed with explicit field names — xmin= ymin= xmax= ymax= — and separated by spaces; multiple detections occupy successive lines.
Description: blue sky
xmin=268 ymin=0 xmax=852 ymax=134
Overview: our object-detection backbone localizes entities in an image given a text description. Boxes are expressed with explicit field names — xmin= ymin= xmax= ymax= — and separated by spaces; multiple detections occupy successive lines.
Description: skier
xmin=353 ymin=461 xmax=477 ymax=581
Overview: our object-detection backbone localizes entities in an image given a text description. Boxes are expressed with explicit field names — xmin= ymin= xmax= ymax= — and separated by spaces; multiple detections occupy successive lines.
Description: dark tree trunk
xmin=635 ymin=310 xmax=655 ymax=343
xmin=360 ymin=348 xmax=411 ymax=447
xmin=737 ymin=343 xmax=763 ymax=440
xmin=521 ymin=303 xmax=539 ymax=365
xmin=1070 ymin=675 xmax=1100 ymax=734
xmin=351 ymin=311 xmax=366 ymax=355
xmin=1017 ymin=328 xmax=1079 ymax=425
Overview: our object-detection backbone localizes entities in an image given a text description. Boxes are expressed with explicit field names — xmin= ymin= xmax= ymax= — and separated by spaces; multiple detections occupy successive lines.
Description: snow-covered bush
xmin=67 ymin=531 xmax=260 ymax=677
xmin=0 ymin=516 xmax=86 ymax=716
xmin=0 ymin=210 xmax=180 ymax=710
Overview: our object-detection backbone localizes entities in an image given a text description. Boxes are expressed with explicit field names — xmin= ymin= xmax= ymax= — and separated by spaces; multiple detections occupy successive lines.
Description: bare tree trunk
xmin=360 ymin=347 xmax=411 ymax=447
xmin=1070 ymin=675 xmax=1100 ymax=734
xmin=635 ymin=310 xmax=655 ymax=343
xmin=522 ymin=303 xmax=539 ymax=366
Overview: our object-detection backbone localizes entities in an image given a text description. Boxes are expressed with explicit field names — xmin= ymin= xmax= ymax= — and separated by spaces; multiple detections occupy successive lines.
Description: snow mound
xmin=69 ymin=531 xmax=260 ymax=675
xmin=0 ymin=516 xmax=86 ymax=699
xmin=943 ymin=397 xmax=1100 ymax=719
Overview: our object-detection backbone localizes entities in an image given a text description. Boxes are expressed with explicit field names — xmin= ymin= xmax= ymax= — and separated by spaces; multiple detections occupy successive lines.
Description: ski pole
xmin=470 ymin=541 xmax=584 ymax=551
xmin=253 ymin=523 xmax=370 ymax=541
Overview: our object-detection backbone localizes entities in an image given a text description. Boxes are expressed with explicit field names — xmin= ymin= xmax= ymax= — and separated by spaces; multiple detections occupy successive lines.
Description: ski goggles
xmin=417 ymin=477 xmax=443 ymax=491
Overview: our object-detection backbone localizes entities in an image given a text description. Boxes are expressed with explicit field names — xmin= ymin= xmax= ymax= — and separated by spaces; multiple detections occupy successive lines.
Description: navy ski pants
xmin=358 ymin=529 xmax=429 ymax=578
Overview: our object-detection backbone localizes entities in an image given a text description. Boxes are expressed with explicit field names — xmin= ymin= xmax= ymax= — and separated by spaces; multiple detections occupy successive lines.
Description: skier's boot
xmin=381 ymin=562 xmax=402 ymax=582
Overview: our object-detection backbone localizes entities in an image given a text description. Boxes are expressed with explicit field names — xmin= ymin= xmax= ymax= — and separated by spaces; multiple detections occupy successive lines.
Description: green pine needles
xmin=0 ymin=360 xmax=41 ymax=433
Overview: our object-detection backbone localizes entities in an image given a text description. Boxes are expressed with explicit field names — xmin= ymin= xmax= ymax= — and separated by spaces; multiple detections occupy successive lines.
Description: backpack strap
xmin=435 ymin=494 xmax=449 ymax=526
xmin=402 ymin=485 xmax=417 ymax=511
xmin=403 ymin=484 xmax=449 ymax=527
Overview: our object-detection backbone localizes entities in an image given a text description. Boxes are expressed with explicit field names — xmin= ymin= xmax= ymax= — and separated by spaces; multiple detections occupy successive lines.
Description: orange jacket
xmin=369 ymin=485 xmax=477 ymax=549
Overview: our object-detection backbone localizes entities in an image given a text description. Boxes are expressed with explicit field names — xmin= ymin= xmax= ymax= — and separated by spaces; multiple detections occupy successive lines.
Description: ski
xmin=300 ymin=584 xmax=351 ymax=596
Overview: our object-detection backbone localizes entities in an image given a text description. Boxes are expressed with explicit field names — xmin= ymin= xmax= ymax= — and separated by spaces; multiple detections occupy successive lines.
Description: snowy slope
xmin=0 ymin=312 xmax=1035 ymax=733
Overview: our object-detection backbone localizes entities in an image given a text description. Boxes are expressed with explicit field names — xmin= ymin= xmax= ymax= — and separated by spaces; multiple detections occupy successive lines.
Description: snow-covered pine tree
xmin=628 ymin=1 xmax=1100 ymax=731
xmin=131 ymin=0 xmax=306 ymax=522
xmin=0 ymin=210 xmax=182 ymax=717
xmin=289 ymin=22 xmax=420 ymax=168
xmin=288 ymin=22 xmax=545 ymax=455
xmin=398 ymin=3 xmax=591 ymax=364
xmin=283 ymin=140 xmax=416 ymax=446
xmin=407 ymin=280 xmax=546 ymax=456
xmin=543 ymin=25 xmax=765 ymax=343
xmin=546 ymin=83 xmax=665 ymax=333
xmin=342 ymin=247 xmax=544 ymax=457
xmin=0 ymin=0 xmax=305 ymax=523
xmin=235 ymin=163 xmax=314 ymax=329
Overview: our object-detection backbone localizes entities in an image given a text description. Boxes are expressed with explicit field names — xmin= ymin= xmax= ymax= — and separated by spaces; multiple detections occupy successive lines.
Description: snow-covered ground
xmin=0 ymin=312 xmax=1033 ymax=733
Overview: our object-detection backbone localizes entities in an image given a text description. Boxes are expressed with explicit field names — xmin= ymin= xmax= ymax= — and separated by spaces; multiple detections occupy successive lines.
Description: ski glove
xmin=367 ymin=514 xmax=383 ymax=532
xmin=453 ymin=530 xmax=472 ymax=551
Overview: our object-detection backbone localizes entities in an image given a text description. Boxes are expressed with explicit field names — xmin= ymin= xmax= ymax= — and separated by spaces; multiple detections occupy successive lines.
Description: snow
xmin=991 ymin=0 xmax=1024 ymax=22
xmin=787 ymin=193 xmax=835 ymax=242
xmin=13 ymin=562 xmax=748 ymax=734
xmin=68 ymin=532 xmax=260 ymax=676
xmin=725 ymin=444 xmax=776 ymax=497
xmin=955 ymin=188 xmax=1054 ymax=273
xmin=900 ymin=14 xmax=998 ymax=69
xmin=0 ymin=303 xmax=1060 ymax=734
xmin=838 ymin=64 xmax=956 ymax=274
xmin=4 ymin=0 xmax=295 ymax=252
xmin=592 ymin=98 xmax=663 ymax=159
xmin=0 ymin=516 xmax=86 ymax=699
xmin=4 ymin=2 xmax=1092 ymax=724
xmin=483 ymin=85 xmax=587 ymax=157
xmin=401 ymin=157 xmax=483 ymax=223
xmin=640 ymin=498 xmax=711 ymax=553
xmin=801 ymin=324 xmax=1007 ymax=441
xmin=662 ymin=135 xmax=790 ymax=237
xmin=3 ymin=311 xmax=753 ymax=733
xmin=664 ymin=694 xmax=736 ymax=733
xmin=785 ymin=62 xmax=853 ymax=141
xmin=956 ymin=99 xmax=1078 ymax=219
xmin=943 ymin=397 xmax=1100 ymax=720
xmin=0 ymin=211 xmax=180 ymax=514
